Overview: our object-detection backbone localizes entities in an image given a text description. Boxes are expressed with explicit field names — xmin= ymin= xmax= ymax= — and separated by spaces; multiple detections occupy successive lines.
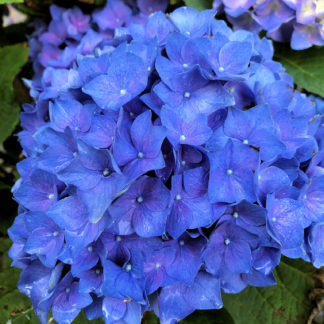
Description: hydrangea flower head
xmin=9 ymin=1 xmax=324 ymax=324
xmin=214 ymin=0 xmax=324 ymax=49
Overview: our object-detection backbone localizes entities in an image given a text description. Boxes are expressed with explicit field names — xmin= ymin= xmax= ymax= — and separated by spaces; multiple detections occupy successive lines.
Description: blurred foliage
xmin=0 ymin=22 xmax=32 ymax=46
xmin=0 ymin=43 xmax=28 ymax=237
xmin=0 ymin=44 xmax=29 ymax=144
xmin=0 ymin=0 xmax=23 ymax=4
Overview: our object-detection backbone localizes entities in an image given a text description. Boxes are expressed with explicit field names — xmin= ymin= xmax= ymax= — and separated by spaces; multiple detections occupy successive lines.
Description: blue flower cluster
xmin=8 ymin=1 xmax=324 ymax=324
xmin=213 ymin=0 xmax=324 ymax=49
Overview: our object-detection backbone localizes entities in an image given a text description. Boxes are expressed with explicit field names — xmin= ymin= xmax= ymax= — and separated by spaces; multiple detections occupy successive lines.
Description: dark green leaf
xmin=183 ymin=0 xmax=212 ymax=11
xmin=222 ymin=257 xmax=315 ymax=324
xmin=0 ymin=44 xmax=29 ymax=144
xmin=275 ymin=44 xmax=324 ymax=97
xmin=143 ymin=311 xmax=160 ymax=324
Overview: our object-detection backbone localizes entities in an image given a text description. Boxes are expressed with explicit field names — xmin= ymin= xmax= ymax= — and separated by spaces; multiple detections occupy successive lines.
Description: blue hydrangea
xmin=213 ymin=0 xmax=324 ymax=50
xmin=8 ymin=1 xmax=324 ymax=324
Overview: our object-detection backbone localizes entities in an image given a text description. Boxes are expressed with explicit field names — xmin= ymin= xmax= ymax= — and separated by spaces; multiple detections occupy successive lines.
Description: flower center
xmin=137 ymin=152 xmax=144 ymax=159
xmin=94 ymin=47 xmax=101 ymax=57
xmin=102 ymin=168 xmax=111 ymax=177
xmin=226 ymin=169 xmax=233 ymax=176
xmin=180 ymin=134 xmax=186 ymax=141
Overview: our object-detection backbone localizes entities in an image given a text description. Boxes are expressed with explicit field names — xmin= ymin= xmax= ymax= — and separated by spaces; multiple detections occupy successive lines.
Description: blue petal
xmin=84 ymin=296 xmax=103 ymax=320
xmin=219 ymin=41 xmax=252 ymax=74
xmin=82 ymin=51 xmax=148 ymax=111
xmin=47 ymin=195 xmax=88 ymax=232
xmin=183 ymin=271 xmax=222 ymax=310
xmin=57 ymin=159 xmax=101 ymax=190
xmin=308 ymin=223 xmax=324 ymax=268
xmin=158 ymin=283 xmax=194 ymax=324
xmin=49 ymin=99 xmax=93 ymax=133
xmin=267 ymin=195 xmax=306 ymax=249
xmin=71 ymin=246 xmax=99 ymax=276
xmin=166 ymin=237 xmax=204 ymax=285
xmin=102 ymin=297 xmax=126 ymax=323
xmin=161 ymin=105 xmax=212 ymax=147
xmin=224 ymin=240 xmax=252 ymax=274
xmin=78 ymin=176 xmax=124 ymax=223
xmin=133 ymin=207 xmax=168 ymax=238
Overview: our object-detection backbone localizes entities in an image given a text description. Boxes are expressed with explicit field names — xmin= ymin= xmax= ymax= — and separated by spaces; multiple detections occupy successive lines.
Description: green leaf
xmin=183 ymin=0 xmax=212 ymax=11
xmin=0 ymin=0 xmax=23 ymax=3
xmin=222 ymin=257 xmax=315 ymax=324
xmin=275 ymin=44 xmax=324 ymax=97
xmin=0 ymin=44 xmax=29 ymax=144
xmin=143 ymin=311 xmax=160 ymax=324
xmin=0 ymin=238 xmax=39 ymax=323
